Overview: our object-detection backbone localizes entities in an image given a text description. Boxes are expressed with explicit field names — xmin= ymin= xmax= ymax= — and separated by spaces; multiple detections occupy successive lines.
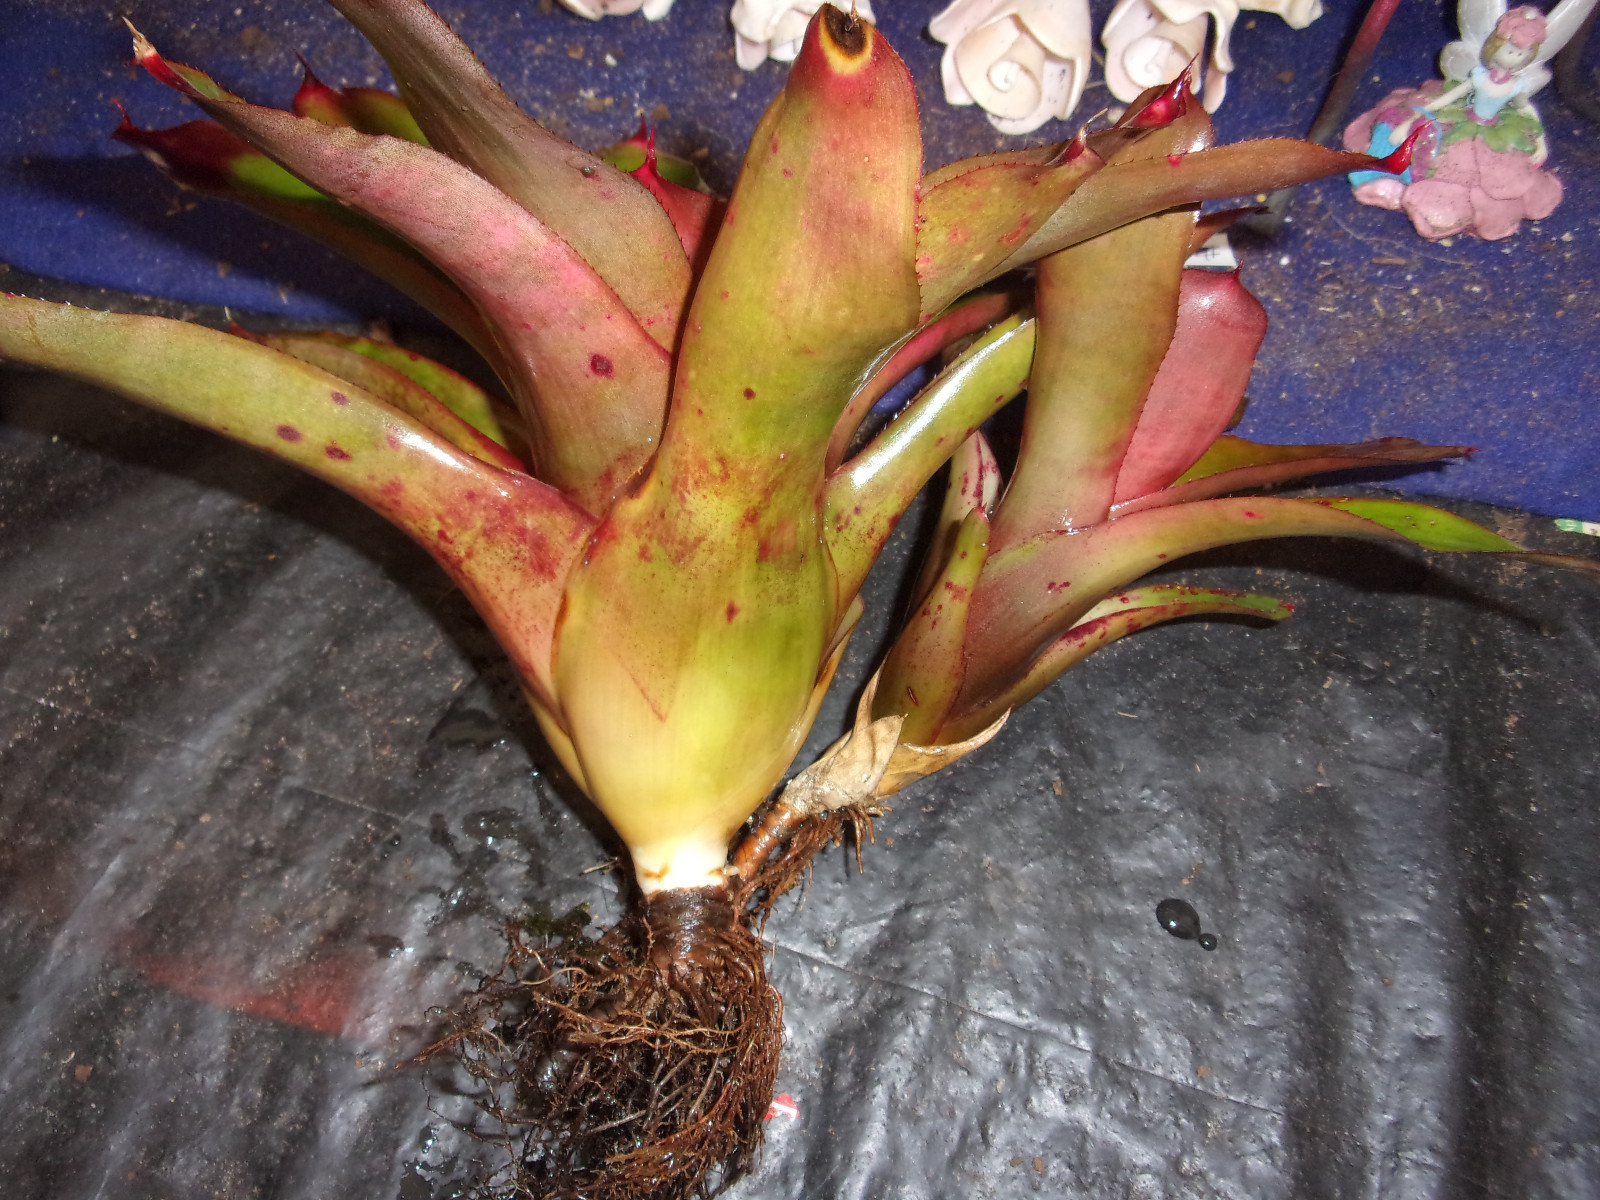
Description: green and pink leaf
xmin=292 ymin=61 xmax=428 ymax=143
xmin=281 ymin=330 xmax=522 ymax=451
xmin=951 ymin=495 xmax=1587 ymax=734
xmin=939 ymin=585 xmax=1294 ymax=741
xmin=1114 ymin=435 xmax=1472 ymax=516
xmin=0 ymin=296 xmax=593 ymax=707
xmin=826 ymin=314 xmax=1034 ymax=603
xmin=998 ymin=129 xmax=1423 ymax=271
xmin=989 ymin=210 xmax=1193 ymax=547
xmin=131 ymin=37 xmax=670 ymax=510
xmin=237 ymin=329 xmax=527 ymax=472
xmin=875 ymin=509 xmax=991 ymax=743
xmin=324 ymin=0 xmax=690 ymax=342
xmin=112 ymin=112 xmax=502 ymax=366
xmin=915 ymin=131 xmax=1103 ymax=319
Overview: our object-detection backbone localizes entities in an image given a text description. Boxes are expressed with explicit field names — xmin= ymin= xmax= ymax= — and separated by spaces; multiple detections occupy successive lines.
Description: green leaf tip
xmin=1319 ymin=497 xmax=1520 ymax=553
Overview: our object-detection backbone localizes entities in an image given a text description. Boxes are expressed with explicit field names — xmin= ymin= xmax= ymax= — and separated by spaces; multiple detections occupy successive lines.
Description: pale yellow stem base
xmin=630 ymin=832 xmax=731 ymax=895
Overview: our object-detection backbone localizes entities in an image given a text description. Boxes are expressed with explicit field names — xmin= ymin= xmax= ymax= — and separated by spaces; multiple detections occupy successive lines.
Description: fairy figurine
xmin=1345 ymin=0 xmax=1596 ymax=240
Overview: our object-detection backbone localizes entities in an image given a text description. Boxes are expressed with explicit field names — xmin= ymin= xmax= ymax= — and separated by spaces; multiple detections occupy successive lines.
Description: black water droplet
xmin=1156 ymin=898 xmax=1202 ymax=940
xmin=1198 ymin=932 xmax=1218 ymax=951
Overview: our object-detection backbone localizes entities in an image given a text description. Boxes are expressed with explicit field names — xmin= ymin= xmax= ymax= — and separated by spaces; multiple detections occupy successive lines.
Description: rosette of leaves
xmin=0 ymin=4 xmax=1591 ymax=1197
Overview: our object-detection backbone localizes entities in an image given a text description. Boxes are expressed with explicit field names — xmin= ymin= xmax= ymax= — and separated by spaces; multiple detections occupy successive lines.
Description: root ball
xmin=437 ymin=886 xmax=782 ymax=1199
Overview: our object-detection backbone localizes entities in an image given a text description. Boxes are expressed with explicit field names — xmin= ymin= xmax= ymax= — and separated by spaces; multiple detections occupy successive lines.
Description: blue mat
xmin=2 ymin=0 xmax=1597 ymax=519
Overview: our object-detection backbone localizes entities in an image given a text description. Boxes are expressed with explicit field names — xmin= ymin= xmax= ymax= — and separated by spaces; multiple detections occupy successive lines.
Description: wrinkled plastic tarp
xmin=3 ymin=356 xmax=1598 ymax=1199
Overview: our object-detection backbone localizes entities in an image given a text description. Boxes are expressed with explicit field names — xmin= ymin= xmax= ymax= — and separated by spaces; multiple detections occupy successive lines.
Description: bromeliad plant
xmin=3 ymin=3 xmax=1595 ymax=1196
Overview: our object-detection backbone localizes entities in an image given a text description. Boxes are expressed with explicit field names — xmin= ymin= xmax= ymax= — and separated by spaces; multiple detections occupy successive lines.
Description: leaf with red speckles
xmin=656 ymin=6 xmax=922 ymax=487
xmin=0 ymin=296 xmax=593 ymax=709
xmin=915 ymin=137 xmax=1104 ymax=320
xmin=129 ymin=34 xmax=669 ymax=512
xmin=875 ymin=509 xmax=990 ymax=744
xmin=947 ymin=489 xmax=1600 ymax=739
xmin=1112 ymin=436 xmax=1473 ymax=516
xmin=550 ymin=8 xmax=924 ymax=880
xmin=934 ymin=494 xmax=1589 ymax=742
xmin=996 ymin=132 xmax=1410 ymax=274
xmin=112 ymin=114 xmax=501 ymax=366
xmin=907 ymin=430 xmax=1001 ymax=611
xmin=941 ymin=585 xmax=1295 ymax=740
xmin=826 ymin=287 xmax=1025 ymax=474
xmin=990 ymin=209 xmax=1194 ymax=549
xmin=826 ymin=314 xmax=1034 ymax=604
xmin=993 ymin=100 xmax=1214 ymax=273
xmin=239 ymin=329 xmax=527 ymax=473
xmin=1110 ymin=269 xmax=1269 ymax=505
xmin=292 ymin=61 xmax=428 ymax=143
xmin=324 ymin=0 xmax=690 ymax=345
xmin=278 ymin=330 xmax=525 ymax=454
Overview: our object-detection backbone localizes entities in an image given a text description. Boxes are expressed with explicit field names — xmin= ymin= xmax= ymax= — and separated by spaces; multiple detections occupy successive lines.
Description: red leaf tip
xmin=292 ymin=53 xmax=340 ymax=110
xmin=1127 ymin=59 xmax=1195 ymax=129
xmin=126 ymin=21 xmax=201 ymax=99
xmin=1373 ymin=121 xmax=1431 ymax=175
xmin=627 ymin=125 xmax=669 ymax=192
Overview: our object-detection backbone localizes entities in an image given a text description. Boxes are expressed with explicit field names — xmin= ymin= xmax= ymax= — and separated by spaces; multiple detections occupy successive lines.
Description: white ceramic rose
xmin=928 ymin=0 xmax=1093 ymax=135
xmin=1101 ymin=0 xmax=1322 ymax=113
xmin=731 ymin=0 xmax=878 ymax=69
xmin=557 ymin=0 xmax=675 ymax=19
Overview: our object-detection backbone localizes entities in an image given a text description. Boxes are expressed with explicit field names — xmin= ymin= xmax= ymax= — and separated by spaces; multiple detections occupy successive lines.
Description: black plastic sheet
xmin=3 ymin=301 xmax=1598 ymax=1197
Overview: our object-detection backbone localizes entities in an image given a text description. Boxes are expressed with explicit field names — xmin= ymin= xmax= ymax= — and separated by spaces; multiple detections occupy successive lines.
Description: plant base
xmin=434 ymin=886 xmax=782 ymax=1199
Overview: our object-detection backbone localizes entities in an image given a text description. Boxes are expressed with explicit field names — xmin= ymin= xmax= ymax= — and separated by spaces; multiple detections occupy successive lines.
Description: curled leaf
xmin=326 ymin=0 xmax=691 ymax=342
xmin=991 ymin=209 xmax=1193 ymax=547
xmin=112 ymin=112 xmax=500 ymax=365
xmin=942 ymin=584 xmax=1294 ymax=740
xmin=132 ymin=35 xmax=671 ymax=510
xmin=1111 ymin=267 xmax=1268 ymax=504
xmin=875 ymin=709 xmax=1009 ymax=796
xmin=908 ymin=429 xmax=1002 ymax=607
xmin=826 ymin=286 xmax=1025 ymax=472
xmin=826 ymin=314 xmax=1035 ymax=604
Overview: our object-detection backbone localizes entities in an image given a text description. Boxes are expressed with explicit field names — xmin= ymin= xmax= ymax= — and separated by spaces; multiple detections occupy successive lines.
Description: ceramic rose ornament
xmin=1346 ymin=0 xmax=1598 ymax=240
xmin=1101 ymin=0 xmax=1323 ymax=113
xmin=557 ymin=0 xmax=675 ymax=19
xmin=928 ymin=0 xmax=1093 ymax=135
xmin=731 ymin=0 xmax=877 ymax=69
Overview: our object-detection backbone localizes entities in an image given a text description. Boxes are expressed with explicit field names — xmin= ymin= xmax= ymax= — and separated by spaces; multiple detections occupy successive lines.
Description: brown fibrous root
xmin=425 ymin=886 xmax=782 ymax=1199
xmin=731 ymin=799 xmax=879 ymax=924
